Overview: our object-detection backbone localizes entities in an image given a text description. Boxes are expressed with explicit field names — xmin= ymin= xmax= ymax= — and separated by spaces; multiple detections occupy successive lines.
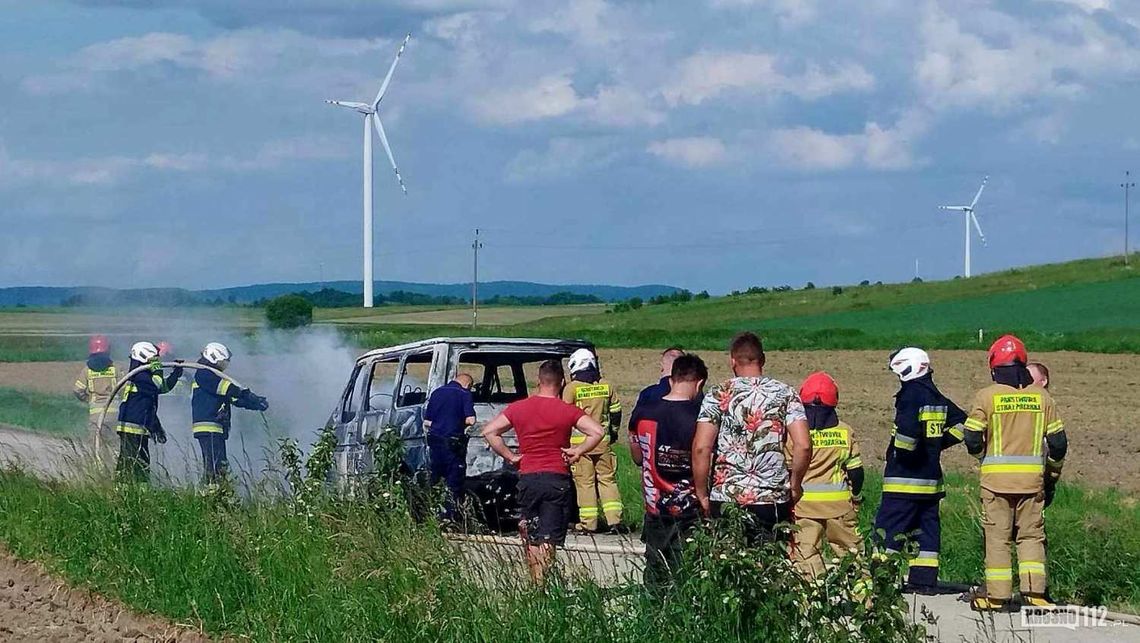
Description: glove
xmin=1044 ymin=478 xmax=1057 ymax=507
xmin=607 ymin=427 xmax=618 ymax=445
xmin=152 ymin=425 xmax=167 ymax=445
xmin=253 ymin=395 xmax=269 ymax=412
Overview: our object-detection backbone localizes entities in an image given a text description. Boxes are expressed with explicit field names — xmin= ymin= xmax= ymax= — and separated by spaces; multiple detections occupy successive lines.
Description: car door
xmin=386 ymin=349 xmax=434 ymax=476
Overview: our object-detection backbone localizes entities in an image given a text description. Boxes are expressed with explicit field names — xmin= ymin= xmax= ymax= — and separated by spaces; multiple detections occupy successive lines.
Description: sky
xmin=1 ymin=0 xmax=1139 ymax=294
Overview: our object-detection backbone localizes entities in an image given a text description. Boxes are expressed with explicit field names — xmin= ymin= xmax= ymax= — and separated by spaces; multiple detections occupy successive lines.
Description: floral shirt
xmin=698 ymin=376 xmax=807 ymax=505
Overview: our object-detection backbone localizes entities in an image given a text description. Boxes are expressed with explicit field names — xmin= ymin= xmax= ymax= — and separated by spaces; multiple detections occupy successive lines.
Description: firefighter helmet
xmin=201 ymin=342 xmax=231 ymax=365
xmin=888 ymin=347 xmax=930 ymax=382
xmin=988 ymin=334 xmax=1028 ymax=368
xmin=89 ymin=334 xmax=110 ymax=354
xmin=130 ymin=341 xmax=159 ymax=363
xmin=800 ymin=371 xmax=839 ymax=407
xmin=567 ymin=348 xmax=597 ymax=374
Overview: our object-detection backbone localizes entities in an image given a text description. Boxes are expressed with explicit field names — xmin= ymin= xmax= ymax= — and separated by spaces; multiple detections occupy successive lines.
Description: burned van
xmin=328 ymin=337 xmax=593 ymax=528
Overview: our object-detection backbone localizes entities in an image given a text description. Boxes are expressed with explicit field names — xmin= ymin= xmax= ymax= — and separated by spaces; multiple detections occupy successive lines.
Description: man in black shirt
xmin=629 ymin=353 xmax=708 ymax=592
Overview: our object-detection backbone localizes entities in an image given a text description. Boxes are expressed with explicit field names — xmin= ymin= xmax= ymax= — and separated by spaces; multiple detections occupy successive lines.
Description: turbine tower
xmin=939 ymin=175 xmax=988 ymax=278
xmin=327 ymin=33 xmax=410 ymax=308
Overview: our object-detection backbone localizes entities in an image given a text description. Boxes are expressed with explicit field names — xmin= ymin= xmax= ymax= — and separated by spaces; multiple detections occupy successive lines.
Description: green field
xmin=0 ymin=387 xmax=85 ymax=435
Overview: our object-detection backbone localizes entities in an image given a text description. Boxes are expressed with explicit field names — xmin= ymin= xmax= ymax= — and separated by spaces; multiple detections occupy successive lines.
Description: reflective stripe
xmin=573 ymin=384 xmax=611 ymax=401
xmin=981 ymin=454 xmax=1045 ymax=475
xmin=217 ymin=379 xmax=232 ymax=396
xmin=601 ymin=501 xmax=623 ymax=512
xmin=844 ymin=457 xmax=863 ymax=470
xmin=964 ymin=417 xmax=987 ymax=431
xmin=1046 ymin=420 xmax=1064 ymax=435
xmin=802 ymin=490 xmax=851 ymax=502
xmin=947 ymin=425 xmax=965 ymax=441
xmin=985 ymin=567 xmax=1013 ymax=581
xmin=569 ymin=435 xmax=586 ymax=445
xmin=1033 ymin=413 xmax=1044 ymax=457
xmin=579 ymin=506 xmax=599 ymax=518
xmin=608 ymin=402 xmax=622 ymax=413
xmin=893 ymin=432 xmax=918 ymax=451
xmin=993 ymin=415 xmax=1003 ymax=455
xmin=1019 ymin=561 xmax=1046 ymax=576
xmin=88 ymin=406 xmax=115 ymax=414
xmin=882 ymin=477 xmax=943 ymax=494
xmin=117 ymin=421 xmax=148 ymax=436
xmin=910 ymin=555 xmax=939 ymax=568
xmin=193 ymin=422 xmax=224 ymax=434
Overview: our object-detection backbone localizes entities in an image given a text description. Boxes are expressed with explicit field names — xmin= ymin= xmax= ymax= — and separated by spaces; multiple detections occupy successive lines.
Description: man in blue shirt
xmin=628 ymin=347 xmax=685 ymax=431
xmin=424 ymin=372 xmax=477 ymax=519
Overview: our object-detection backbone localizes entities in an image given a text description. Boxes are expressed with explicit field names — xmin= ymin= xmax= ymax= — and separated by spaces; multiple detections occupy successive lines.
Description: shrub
xmin=804 ymin=282 xmax=816 ymax=290
xmin=859 ymin=280 xmax=871 ymax=286
xmin=831 ymin=286 xmax=844 ymax=296
xmin=628 ymin=297 xmax=643 ymax=310
xmin=265 ymin=294 xmax=314 ymax=329
xmin=911 ymin=277 xmax=923 ymax=283
xmin=695 ymin=290 xmax=711 ymax=300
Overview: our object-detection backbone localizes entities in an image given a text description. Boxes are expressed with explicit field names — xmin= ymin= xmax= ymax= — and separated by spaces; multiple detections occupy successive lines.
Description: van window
xmin=396 ymin=352 xmax=433 ymax=408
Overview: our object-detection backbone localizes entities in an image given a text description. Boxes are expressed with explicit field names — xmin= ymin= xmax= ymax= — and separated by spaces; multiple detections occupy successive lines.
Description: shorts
xmin=517 ymin=473 xmax=572 ymax=546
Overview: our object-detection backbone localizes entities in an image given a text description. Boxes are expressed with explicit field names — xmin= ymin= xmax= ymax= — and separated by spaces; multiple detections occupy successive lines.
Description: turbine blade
xmin=327 ymin=100 xmax=369 ymax=110
xmin=970 ymin=175 xmax=988 ymax=209
xmin=940 ymin=206 xmax=969 ymax=211
xmin=372 ymin=113 xmax=407 ymax=194
xmin=373 ymin=33 xmax=411 ymax=108
xmin=971 ymin=211 xmax=986 ymax=245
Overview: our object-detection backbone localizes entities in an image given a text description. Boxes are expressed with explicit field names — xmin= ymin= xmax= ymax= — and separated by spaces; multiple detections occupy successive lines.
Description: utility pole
xmin=472 ymin=228 xmax=482 ymax=328
xmin=1124 ymin=171 xmax=1136 ymax=267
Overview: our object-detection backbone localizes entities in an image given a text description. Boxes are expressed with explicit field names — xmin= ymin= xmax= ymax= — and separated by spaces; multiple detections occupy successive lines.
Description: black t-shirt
xmin=631 ymin=398 xmax=701 ymax=518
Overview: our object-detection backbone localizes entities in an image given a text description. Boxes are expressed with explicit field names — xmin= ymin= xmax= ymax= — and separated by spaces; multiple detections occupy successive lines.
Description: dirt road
xmin=0 ymin=549 xmax=210 ymax=642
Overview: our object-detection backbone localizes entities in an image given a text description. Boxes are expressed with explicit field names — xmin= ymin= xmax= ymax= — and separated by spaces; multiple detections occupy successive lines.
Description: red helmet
xmin=157 ymin=341 xmax=174 ymax=357
xmin=89 ymin=335 xmax=109 ymax=354
xmin=988 ymin=334 xmax=1028 ymax=368
xmin=800 ymin=371 xmax=839 ymax=407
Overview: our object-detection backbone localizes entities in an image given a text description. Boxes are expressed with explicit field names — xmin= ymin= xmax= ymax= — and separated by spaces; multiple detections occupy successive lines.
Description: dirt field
xmin=0 ymin=548 xmax=210 ymax=642
xmin=3 ymin=348 xmax=1137 ymax=491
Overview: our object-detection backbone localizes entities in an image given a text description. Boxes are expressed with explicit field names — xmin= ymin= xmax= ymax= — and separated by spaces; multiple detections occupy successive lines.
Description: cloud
xmin=768 ymin=112 xmax=927 ymax=171
xmin=646 ymin=137 xmax=727 ymax=167
xmin=708 ymin=0 xmax=817 ymax=27
xmin=916 ymin=3 xmax=1140 ymax=113
xmin=469 ymin=74 xmax=663 ymax=126
xmin=505 ymin=136 xmax=621 ymax=181
xmin=661 ymin=51 xmax=873 ymax=106
xmin=529 ymin=0 xmax=617 ymax=47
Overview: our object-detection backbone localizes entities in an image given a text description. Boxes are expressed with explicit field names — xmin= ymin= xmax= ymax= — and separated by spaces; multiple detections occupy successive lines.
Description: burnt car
xmin=328 ymin=336 xmax=594 ymax=528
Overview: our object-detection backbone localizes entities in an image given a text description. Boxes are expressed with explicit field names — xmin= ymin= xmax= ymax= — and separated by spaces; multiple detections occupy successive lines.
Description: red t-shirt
xmin=503 ymin=395 xmax=585 ymax=475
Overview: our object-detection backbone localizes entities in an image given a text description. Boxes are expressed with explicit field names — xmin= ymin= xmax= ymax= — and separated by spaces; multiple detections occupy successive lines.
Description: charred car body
xmin=329 ymin=337 xmax=594 ymax=528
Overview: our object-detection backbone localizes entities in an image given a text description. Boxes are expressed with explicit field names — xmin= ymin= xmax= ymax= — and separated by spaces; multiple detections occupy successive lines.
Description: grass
xmin=0 ymin=387 xmax=86 ymax=435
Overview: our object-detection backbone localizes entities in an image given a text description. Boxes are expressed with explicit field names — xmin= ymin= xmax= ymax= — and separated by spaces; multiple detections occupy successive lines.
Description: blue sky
xmin=1 ymin=0 xmax=1138 ymax=293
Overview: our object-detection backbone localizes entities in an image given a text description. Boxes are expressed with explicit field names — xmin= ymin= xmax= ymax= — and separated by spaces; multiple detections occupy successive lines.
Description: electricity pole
xmin=1124 ymin=171 xmax=1136 ymax=267
xmin=472 ymin=228 xmax=482 ymax=328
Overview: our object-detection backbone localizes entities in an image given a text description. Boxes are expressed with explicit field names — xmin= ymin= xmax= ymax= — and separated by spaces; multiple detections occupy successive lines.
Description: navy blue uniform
xmin=874 ymin=374 xmax=966 ymax=587
xmin=424 ymin=380 xmax=475 ymax=517
xmin=116 ymin=359 xmax=182 ymax=482
xmin=628 ymin=376 xmax=670 ymax=431
xmin=191 ymin=359 xmax=264 ymax=484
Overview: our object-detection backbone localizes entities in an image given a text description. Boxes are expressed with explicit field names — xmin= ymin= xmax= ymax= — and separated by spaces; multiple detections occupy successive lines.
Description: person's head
xmin=799 ymin=371 xmax=839 ymax=408
xmin=567 ymin=348 xmax=598 ymax=380
xmin=129 ymin=341 xmax=159 ymax=365
xmin=537 ymin=359 xmax=565 ymax=393
xmin=729 ymin=332 xmax=765 ymax=376
xmin=988 ymin=334 xmax=1028 ymax=371
xmin=668 ymin=354 xmax=707 ymax=400
xmin=89 ymin=334 xmax=110 ymax=356
xmin=888 ymin=347 xmax=931 ymax=383
xmin=455 ymin=373 xmax=474 ymax=389
xmin=660 ymin=346 xmax=685 ymax=377
xmin=201 ymin=342 xmax=232 ymax=371
xmin=1027 ymin=362 xmax=1050 ymax=389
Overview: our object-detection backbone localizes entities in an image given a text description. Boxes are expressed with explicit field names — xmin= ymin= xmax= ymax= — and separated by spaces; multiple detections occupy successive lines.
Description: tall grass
xmin=0 ymin=387 xmax=86 ymax=435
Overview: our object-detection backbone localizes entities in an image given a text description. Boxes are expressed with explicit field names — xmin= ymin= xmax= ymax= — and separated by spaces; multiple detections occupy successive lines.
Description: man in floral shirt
xmin=694 ymin=332 xmax=812 ymax=545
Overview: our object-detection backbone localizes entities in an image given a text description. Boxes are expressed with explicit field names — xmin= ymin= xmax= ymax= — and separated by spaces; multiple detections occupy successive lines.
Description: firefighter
xmin=792 ymin=372 xmax=865 ymax=578
xmin=562 ymin=348 xmax=626 ymax=534
xmin=965 ymin=335 xmax=1067 ymax=611
xmin=73 ymin=334 xmax=118 ymax=459
xmin=874 ymin=347 xmax=967 ymax=592
xmin=116 ymin=341 xmax=182 ymax=482
xmin=191 ymin=342 xmax=268 ymax=488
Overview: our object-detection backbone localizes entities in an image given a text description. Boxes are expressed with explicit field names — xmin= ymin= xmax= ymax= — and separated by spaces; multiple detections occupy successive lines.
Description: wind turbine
xmin=327 ymin=33 xmax=410 ymax=308
xmin=939 ymin=175 xmax=988 ymax=278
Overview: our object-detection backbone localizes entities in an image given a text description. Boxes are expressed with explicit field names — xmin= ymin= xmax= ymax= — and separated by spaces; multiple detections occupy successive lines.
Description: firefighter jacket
xmin=796 ymin=420 xmax=864 ymax=519
xmin=116 ymin=359 xmax=182 ymax=436
xmin=563 ymin=376 xmax=621 ymax=455
xmin=882 ymin=375 xmax=967 ymax=499
xmin=964 ymin=383 xmax=1066 ymax=494
xmin=191 ymin=359 xmax=260 ymax=438
xmin=73 ymin=353 xmax=118 ymax=413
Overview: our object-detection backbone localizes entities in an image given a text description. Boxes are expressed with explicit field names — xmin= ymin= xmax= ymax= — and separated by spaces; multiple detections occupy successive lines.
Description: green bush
xmin=264 ymin=295 xmax=313 ymax=329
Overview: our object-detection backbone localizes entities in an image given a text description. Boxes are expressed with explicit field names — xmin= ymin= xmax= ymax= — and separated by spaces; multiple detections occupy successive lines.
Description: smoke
xmin=96 ymin=319 xmax=359 ymax=488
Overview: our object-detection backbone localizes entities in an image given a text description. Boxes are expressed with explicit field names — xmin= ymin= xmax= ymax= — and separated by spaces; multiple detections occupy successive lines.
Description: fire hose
xmin=94 ymin=361 xmax=251 ymax=463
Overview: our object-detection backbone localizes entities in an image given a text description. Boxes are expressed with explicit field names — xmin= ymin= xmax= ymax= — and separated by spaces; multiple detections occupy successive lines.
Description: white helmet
xmin=202 ymin=342 xmax=232 ymax=365
xmin=130 ymin=341 xmax=159 ymax=363
xmin=568 ymin=348 xmax=597 ymax=374
xmin=889 ymin=347 xmax=931 ymax=382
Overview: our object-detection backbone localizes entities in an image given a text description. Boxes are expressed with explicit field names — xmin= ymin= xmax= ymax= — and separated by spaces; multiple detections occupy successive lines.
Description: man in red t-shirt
xmin=481 ymin=359 xmax=606 ymax=582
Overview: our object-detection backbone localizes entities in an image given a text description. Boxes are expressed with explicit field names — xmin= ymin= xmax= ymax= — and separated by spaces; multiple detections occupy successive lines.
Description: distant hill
xmin=0 ymin=281 xmax=680 ymax=307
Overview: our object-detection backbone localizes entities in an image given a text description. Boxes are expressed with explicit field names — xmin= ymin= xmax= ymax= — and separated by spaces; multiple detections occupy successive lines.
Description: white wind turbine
xmin=939 ymin=175 xmax=988 ymax=278
xmin=327 ymin=33 xmax=410 ymax=308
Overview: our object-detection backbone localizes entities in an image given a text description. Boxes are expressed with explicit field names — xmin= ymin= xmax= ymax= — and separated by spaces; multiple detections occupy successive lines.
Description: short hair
xmin=455 ymin=373 xmax=474 ymax=387
xmin=1027 ymin=362 xmax=1050 ymax=387
xmin=662 ymin=346 xmax=685 ymax=357
xmin=729 ymin=332 xmax=765 ymax=366
xmin=538 ymin=359 xmax=565 ymax=385
xmin=671 ymin=354 xmax=708 ymax=383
